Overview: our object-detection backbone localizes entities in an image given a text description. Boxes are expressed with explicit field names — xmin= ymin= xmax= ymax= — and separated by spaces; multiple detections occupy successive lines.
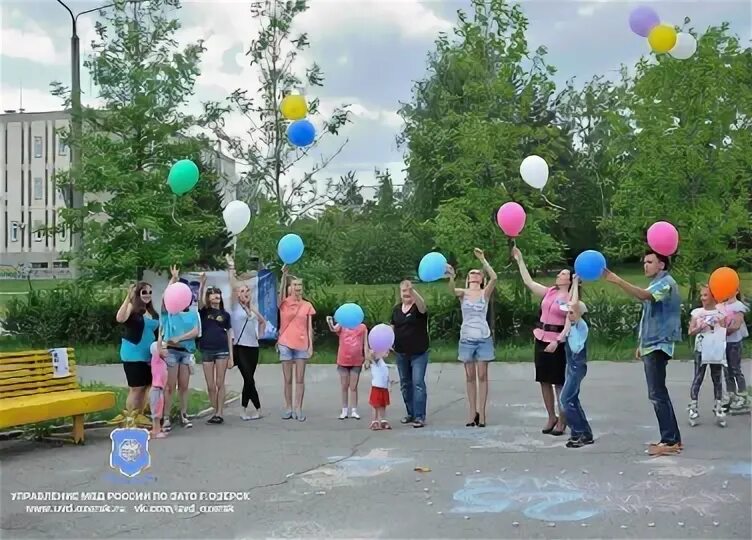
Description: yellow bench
xmin=0 ymin=349 xmax=116 ymax=443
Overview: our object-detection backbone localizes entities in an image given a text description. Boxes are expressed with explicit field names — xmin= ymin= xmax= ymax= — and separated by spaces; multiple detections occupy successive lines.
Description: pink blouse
xmin=533 ymin=287 xmax=569 ymax=343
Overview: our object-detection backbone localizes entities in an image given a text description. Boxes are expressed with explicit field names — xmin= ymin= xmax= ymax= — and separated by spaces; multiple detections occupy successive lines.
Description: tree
xmin=599 ymin=23 xmax=752 ymax=298
xmin=333 ymin=171 xmax=363 ymax=211
xmin=51 ymin=0 xmax=230 ymax=283
xmin=204 ymin=0 xmax=351 ymax=224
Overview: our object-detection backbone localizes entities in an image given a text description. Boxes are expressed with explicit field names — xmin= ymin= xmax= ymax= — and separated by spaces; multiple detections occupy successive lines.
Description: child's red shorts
xmin=369 ymin=386 xmax=390 ymax=407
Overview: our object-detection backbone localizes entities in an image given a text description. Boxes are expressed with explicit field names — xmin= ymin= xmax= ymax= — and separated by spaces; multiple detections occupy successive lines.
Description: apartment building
xmin=0 ymin=110 xmax=238 ymax=276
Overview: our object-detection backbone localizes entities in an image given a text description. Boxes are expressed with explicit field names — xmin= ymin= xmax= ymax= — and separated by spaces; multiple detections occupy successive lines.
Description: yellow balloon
xmin=280 ymin=95 xmax=307 ymax=120
xmin=648 ymin=24 xmax=677 ymax=54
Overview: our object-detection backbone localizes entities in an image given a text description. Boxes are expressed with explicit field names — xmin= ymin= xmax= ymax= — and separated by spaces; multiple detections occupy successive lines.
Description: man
xmin=604 ymin=250 xmax=683 ymax=456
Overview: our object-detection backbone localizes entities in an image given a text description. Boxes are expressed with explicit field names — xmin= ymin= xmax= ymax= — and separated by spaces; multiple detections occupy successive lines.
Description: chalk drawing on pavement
xmin=299 ymin=448 xmax=412 ymax=489
xmin=727 ymin=462 xmax=752 ymax=477
xmin=416 ymin=426 xmax=563 ymax=451
xmin=264 ymin=521 xmax=383 ymax=539
xmin=636 ymin=457 xmax=713 ymax=478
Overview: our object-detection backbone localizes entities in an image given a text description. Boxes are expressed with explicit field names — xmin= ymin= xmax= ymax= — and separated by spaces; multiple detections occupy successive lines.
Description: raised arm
xmin=325 ymin=316 xmax=340 ymax=333
xmin=511 ymin=247 xmax=548 ymax=298
xmin=198 ymin=272 xmax=207 ymax=310
xmin=168 ymin=264 xmax=180 ymax=285
xmin=474 ymin=248 xmax=497 ymax=300
xmin=603 ymin=269 xmax=653 ymax=301
xmin=569 ymin=275 xmax=582 ymax=322
xmin=411 ymin=286 xmax=427 ymax=314
xmin=278 ymin=265 xmax=289 ymax=306
xmin=116 ymin=284 xmax=135 ymax=323
xmin=226 ymin=254 xmax=240 ymax=305
xmin=445 ymin=265 xmax=463 ymax=298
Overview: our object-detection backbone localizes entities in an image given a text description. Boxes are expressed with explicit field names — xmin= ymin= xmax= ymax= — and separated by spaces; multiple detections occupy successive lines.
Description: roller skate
xmin=713 ymin=400 xmax=727 ymax=427
xmin=728 ymin=393 xmax=751 ymax=415
xmin=687 ymin=400 xmax=699 ymax=427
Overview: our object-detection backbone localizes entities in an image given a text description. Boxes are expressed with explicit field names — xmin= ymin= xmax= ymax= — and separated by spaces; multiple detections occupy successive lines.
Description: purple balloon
xmin=629 ymin=6 xmax=660 ymax=37
xmin=368 ymin=324 xmax=394 ymax=354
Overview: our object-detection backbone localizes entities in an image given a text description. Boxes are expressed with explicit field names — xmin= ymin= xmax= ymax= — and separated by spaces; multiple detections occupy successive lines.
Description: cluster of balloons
xmin=629 ymin=6 xmax=697 ymax=59
xmin=281 ymin=94 xmax=316 ymax=148
xmin=168 ymin=159 xmax=200 ymax=196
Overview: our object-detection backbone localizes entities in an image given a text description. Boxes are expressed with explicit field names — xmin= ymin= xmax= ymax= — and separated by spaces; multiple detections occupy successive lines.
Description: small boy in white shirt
xmin=368 ymin=353 xmax=391 ymax=430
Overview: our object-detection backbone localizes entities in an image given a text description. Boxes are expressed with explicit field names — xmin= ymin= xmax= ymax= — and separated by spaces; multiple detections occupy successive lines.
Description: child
xmin=554 ymin=275 xmax=593 ymax=448
xmin=149 ymin=342 xmax=168 ymax=439
xmin=718 ymin=293 xmax=750 ymax=412
xmin=326 ymin=316 xmax=370 ymax=420
xmin=687 ymin=286 xmax=727 ymax=427
xmin=368 ymin=352 xmax=391 ymax=430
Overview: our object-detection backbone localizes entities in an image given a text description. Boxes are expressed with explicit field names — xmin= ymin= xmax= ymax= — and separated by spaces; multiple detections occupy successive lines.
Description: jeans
xmin=724 ymin=342 xmax=747 ymax=394
xmin=690 ymin=352 xmax=723 ymax=401
xmin=643 ymin=350 xmax=681 ymax=444
xmin=395 ymin=352 xmax=428 ymax=421
xmin=559 ymin=344 xmax=592 ymax=438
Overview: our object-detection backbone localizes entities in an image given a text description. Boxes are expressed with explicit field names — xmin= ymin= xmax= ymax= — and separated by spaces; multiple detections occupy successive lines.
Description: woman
xmin=278 ymin=265 xmax=316 ymax=421
xmin=511 ymin=247 xmax=569 ymax=436
xmin=158 ymin=265 xmax=200 ymax=431
xmin=198 ymin=273 xmax=234 ymax=425
xmin=227 ymin=255 xmax=267 ymax=420
xmin=391 ymin=280 xmax=429 ymax=428
xmin=116 ymin=281 xmax=159 ymax=412
xmin=446 ymin=248 xmax=497 ymax=427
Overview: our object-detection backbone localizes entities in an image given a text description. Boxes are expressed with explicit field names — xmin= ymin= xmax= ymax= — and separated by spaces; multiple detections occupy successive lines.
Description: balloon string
xmin=171 ymin=196 xmax=180 ymax=225
xmin=232 ymin=237 xmax=237 ymax=260
xmin=541 ymin=193 xmax=566 ymax=211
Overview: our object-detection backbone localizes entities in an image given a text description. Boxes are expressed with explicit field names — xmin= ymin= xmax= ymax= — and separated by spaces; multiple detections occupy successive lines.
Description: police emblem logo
xmin=109 ymin=427 xmax=151 ymax=477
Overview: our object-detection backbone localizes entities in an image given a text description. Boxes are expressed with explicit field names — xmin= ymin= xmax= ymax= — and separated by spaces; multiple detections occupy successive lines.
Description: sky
xmin=1 ymin=0 xmax=750 ymax=199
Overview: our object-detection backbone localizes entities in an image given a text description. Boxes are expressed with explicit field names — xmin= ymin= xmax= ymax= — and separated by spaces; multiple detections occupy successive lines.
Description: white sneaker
xmin=350 ymin=409 xmax=361 ymax=420
xmin=339 ymin=410 xmax=348 ymax=420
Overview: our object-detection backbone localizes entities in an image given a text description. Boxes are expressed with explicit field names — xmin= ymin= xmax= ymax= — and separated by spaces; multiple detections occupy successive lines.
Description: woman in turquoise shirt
xmin=116 ymin=282 xmax=159 ymax=412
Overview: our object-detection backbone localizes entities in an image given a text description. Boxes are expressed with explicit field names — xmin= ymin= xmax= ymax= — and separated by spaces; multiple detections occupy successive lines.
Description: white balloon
xmin=222 ymin=200 xmax=251 ymax=235
xmin=519 ymin=155 xmax=549 ymax=190
xmin=669 ymin=33 xmax=697 ymax=60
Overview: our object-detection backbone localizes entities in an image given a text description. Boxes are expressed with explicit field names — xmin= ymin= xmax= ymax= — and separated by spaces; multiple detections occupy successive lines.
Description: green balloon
xmin=168 ymin=160 xmax=199 ymax=195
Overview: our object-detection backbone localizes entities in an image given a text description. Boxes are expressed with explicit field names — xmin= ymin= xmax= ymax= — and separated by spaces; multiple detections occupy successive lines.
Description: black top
xmin=199 ymin=307 xmax=232 ymax=351
xmin=122 ymin=312 xmax=158 ymax=344
xmin=390 ymin=303 xmax=429 ymax=355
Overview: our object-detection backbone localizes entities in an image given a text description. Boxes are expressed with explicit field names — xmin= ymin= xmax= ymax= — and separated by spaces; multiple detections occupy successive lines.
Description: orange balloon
xmin=708 ymin=267 xmax=740 ymax=302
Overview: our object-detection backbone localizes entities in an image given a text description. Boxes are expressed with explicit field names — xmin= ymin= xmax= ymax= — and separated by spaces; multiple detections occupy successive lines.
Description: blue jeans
xmin=643 ymin=350 xmax=681 ymax=445
xmin=560 ymin=344 xmax=592 ymax=438
xmin=395 ymin=352 xmax=428 ymax=421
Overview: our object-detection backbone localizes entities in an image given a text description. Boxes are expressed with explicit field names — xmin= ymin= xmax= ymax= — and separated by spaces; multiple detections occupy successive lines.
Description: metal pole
xmin=70 ymin=23 xmax=83 ymax=263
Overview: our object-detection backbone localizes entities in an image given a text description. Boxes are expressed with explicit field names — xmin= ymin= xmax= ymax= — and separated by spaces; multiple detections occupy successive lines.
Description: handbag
xmin=701 ymin=326 xmax=727 ymax=365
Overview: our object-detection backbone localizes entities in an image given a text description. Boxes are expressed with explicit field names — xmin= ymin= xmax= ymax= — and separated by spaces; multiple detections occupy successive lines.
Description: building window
xmin=34 ymin=177 xmax=44 ymax=200
xmin=53 ymin=260 xmax=69 ymax=269
xmin=34 ymin=221 xmax=44 ymax=242
xmin=56 ymin=187 xmax=67 ymax=205
xmin=34 ymin=136 xmax=43 ymax=158
xmin=58 ymin=138 xmax=67 ymax=156
xmin=31 ymin=262 xmax=49 ymax=269
xmin=10 ymin=222 xmax=19 ymax=242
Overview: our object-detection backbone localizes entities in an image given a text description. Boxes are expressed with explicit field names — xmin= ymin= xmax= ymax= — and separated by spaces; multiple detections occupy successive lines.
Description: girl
xmin=511 ymin=246 xmax=570 ymax=436
xmin=227 ymin=255 xmax=267 ymax=421
xmin=687 ymin=285 xmax=726 ymax=427
xmin=326 ymin=315 xmax=369 ymax=420
xmin=368 ymin=352 xmax=391 ymax=430
xmin=445 ymin=248 xmax=498 ymax=427
xmin=116 ymin=281 xmax=159 ymax=414
xmin=149 ymin=342 xmax=168 ymax=439
xmin=556 ymin=276 xmax=593 ymax=448
xmin=719 ymin=292 xmax=750 ymax=412
xmin=278 ymin=265 xmax=316 ymax=421
xmin=198 ymin=273 xmax=234 ymax=425
xmin=158 ymin=265 xmax=200 ymax=431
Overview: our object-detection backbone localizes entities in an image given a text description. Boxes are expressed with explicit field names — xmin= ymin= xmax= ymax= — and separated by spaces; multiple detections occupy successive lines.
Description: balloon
xmin=496 ymin=202 xmax=526 ymax=237
xmin=287 ymin=120 xmax=316 ymax=147
xmin=646 ymin=221 xmax=679 ymax=256
xmin=334 ymin=303 xmax=364 ymax=329
xmin=648 ymin=24 xmax=677 ymax=54
xmin=709 ymin=267 xmax=740 ymax=303
xmin=150 ymin=342 xmax=159 ymax=356
xmin=280 ymin=94 xmax=307 ymax=121
xmin=168 ymin=159 xmax=200 ymax=195
xmin=629 ymin=6 xmax=660 ymax=37
xmin=277 ymin=233 xmax=305 ymax=264
xmin=163 ymin=282 xmax=192 ymax=314
xmin=669 ymin=32 xmax=697 ymax=60
xmin=222 ymin=200 xmax=251 ymax=235
xmin=418 ymin=252 xmax=448 ymax=282
xmin=519 ymin=155 xmax=549 ymax=189
xmin=368 ymin=324 xmax=395 ymax=355
xmin=574 ymin=250 xmax=607 ymax=282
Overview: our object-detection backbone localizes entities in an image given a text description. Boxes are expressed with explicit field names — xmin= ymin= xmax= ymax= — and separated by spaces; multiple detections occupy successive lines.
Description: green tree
xmin=205 ymin=0 xmax=351 ymax=224
xmin=51 ymin=0 xmax=230 ymax=283
xmin=600 ymin=23 xmax=752 ymax=298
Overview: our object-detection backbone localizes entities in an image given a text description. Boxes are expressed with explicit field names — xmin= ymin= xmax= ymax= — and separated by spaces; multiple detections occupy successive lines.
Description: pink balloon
xmin=164 ymin=282 xmax=192 ymax=314
xmin=647 ymin=221 xmax=679 ymax=256
xmin=496 ymin=202 xmax=526 ymax=237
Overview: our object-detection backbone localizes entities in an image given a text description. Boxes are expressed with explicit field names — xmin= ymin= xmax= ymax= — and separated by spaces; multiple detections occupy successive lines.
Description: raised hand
xmin=445 ymin=264 xmax=456 ymax=279
xmin=170 ymin=265 xmax=180 ymax=279
xmin=225 ymin=254 xmax=235 ymax=267
xmin=199 ymin=272 xmax=207 ymax=282
xmin=511 ymin=246 xmax=522 ymax=262
xmin=473 ymin=248 xmax=486 ymax=261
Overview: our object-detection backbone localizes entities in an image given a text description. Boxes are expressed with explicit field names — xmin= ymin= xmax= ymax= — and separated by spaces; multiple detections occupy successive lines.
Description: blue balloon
xmin=277 ymin=233 xmax=304 ymax=264
xmin=287 ymin=120 xmax=316 ymax=147
xmin=574 ymin=250 xmax=607 ymax=281
xmin=334 ymin=303 xmax=364 ymax=329
xmin=418 ymin=252 xmax=448 ymax=282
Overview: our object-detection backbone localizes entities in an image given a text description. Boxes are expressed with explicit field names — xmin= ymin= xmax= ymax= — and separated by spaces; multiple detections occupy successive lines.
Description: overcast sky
xmin=2 ymin=0 xmax=750 ymax=196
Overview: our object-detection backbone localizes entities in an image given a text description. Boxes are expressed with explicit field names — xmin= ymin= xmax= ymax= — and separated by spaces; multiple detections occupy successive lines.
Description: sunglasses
xmin=140 ymin=290 xmax=153 ymax=295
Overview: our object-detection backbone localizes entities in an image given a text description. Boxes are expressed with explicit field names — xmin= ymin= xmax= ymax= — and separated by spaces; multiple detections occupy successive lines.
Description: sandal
xmin=369 ymin=421 xmax=382 ymax=431
xmin=380 ymin=420 xmax=392 ymax=430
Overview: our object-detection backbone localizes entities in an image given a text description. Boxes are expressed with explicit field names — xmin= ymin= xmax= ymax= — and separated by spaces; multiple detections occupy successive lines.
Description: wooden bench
xmin=0 ymin=349 xmax=116 ymax=443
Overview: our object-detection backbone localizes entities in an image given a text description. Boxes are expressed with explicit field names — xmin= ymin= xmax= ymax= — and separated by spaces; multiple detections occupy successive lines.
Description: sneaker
xmin=282 ymin=410 xmax=293 ymax=420
xmin=400 ymin=416 xmax=414 ymax=424
xmin=162 ymin=419 xmax=172 ymax=432
xmin=350 ymin=409 xmax=361 ymax=420
xmin=647 ymin=442 xmax=682 ymax=456
xmin=339 ymin=409 xmax=348 ymax=420
xmin=180 ymin=414 xmax=193 ymax=429
xmin=297 ymin=411 xmax=306 ymax=422
xmin=241 ymin=411 xmax=252 ymax=421
xmin=412 ymin=419 xmax=425 ymax=428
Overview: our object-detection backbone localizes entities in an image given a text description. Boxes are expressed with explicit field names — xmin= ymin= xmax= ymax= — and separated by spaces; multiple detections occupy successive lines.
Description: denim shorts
xmin=458 ymin=337 xmax=495 ymax=362
xmin=202 ymin=350 xmax=230 ymax=362
xmin=278 ymin=344 xmax=310 ymax=361
xmin=165 ymin=349 xmax=193 ymax=368
xmin=337 ymin=365 xmax=362 ymax=375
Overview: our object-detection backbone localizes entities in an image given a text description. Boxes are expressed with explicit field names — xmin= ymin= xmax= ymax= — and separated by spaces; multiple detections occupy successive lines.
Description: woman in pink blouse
xmin=512 ymin=247 xmax=570 ymax=436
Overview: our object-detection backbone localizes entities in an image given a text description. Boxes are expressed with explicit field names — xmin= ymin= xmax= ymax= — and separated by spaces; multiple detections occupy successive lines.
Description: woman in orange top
xmin=278 ymin=265 xmax=316 ymax=421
